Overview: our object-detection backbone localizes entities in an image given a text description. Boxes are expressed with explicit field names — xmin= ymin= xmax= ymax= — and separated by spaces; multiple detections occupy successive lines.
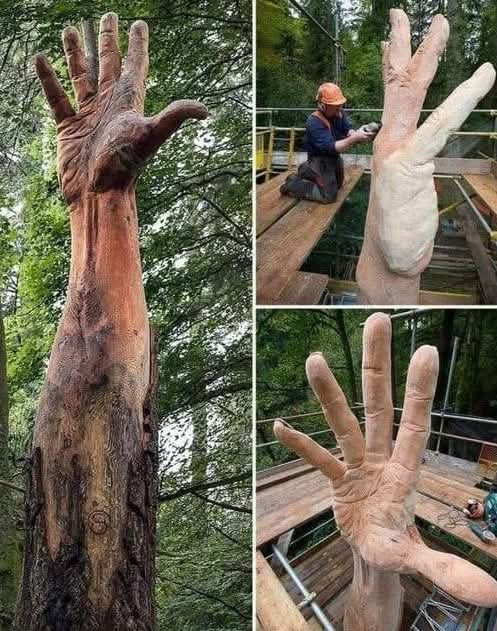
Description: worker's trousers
xmin=280 ymin=154 xmax=344 ymax=203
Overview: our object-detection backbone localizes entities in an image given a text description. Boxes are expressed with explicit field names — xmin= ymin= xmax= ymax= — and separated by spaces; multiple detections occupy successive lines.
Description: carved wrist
xmin=344 ymin=548 xmax=403 ymax=631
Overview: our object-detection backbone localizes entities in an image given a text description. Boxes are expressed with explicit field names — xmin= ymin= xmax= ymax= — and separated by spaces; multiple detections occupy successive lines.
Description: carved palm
xmin=363 ymin=10 xmax=495 ymax=276
xmin=35 ymin=13 xmax=207 ymax=203
xmin=275 ymin=313 xmax=497 ymax=607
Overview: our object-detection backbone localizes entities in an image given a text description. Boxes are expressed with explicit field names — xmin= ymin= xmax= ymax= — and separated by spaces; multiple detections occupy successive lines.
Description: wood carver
xmin=356 ymin=9 xmax=495 ymax=304
xmin=13 ymin=13 xmax=207 ymax=629
xmin=274 ymin=312 xmax=497 ymax=631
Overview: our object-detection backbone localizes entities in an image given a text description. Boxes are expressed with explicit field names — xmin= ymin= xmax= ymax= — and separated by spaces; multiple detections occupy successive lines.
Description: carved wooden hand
xmin=14 ymin=15 xmax=207 ymax=628
xmin=275 ymin=313 xmax=497 ymax=631
xmin=35 ymin=13 xmax=207 ymax=203
xmin=356 ymin=9 xmax=495 ymax=304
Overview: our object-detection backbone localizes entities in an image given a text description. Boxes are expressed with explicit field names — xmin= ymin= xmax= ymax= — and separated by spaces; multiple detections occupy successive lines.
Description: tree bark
xmin=13 ymin=190 xmax=159 ymax=629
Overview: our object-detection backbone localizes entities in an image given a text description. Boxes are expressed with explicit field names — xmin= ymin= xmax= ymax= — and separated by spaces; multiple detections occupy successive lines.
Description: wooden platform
xmin=463 ymin=173 xmax=497 ymax=221
xmin=257 ymin=450 xmax=492 ymax=558
xmin=256 ymin=167 xmax=364 ymax=304
xmin=326 ymin=279 xmax=479 ymax=305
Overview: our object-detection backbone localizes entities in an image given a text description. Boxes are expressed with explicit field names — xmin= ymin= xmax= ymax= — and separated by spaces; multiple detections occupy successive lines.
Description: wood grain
xmin=256 ymin=551 xmax=310 ymax=631
xmin=256 ymin=166 xmax=364 ymax=304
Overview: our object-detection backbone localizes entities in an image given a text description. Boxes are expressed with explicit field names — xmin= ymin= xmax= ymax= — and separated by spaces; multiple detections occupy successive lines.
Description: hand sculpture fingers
xmin=388 ymin=9 xmax=411 ymax=74
xmin=305 ymin=352 xmax=364 ymax=468
xmin=121 ymin=20 xmax=149 ymax=113
xmin=409 ymin=14 xmax=449 ymax=88
xmin=98 ymin=12 xmax=121 ymax=88
xmin=390 ymin=346 xmax=438 ymax=491
xmin=273 ymin=420 xmax=346 ymax=481
xmin=409 ymin=544 xmax=497 ymax=607
xmin=408 ymin=62 xmax=496 ymax=165
xmin=34 ymin=55 xmax=75 ymax=123
xmin=139 ymin=100 xmax=209 ymax=160
xmin=362 ymin=313 xmax=393 ymax=464
xmin=62 ymin=26 xmax=96 ymax=104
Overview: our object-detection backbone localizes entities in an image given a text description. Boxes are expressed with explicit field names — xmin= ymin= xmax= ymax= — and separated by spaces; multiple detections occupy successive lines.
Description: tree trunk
xmin=14 ymin=10 xmax=206 ymax=627
xmin=0 ymin=309 xmax=20 ymax=629
xmin=13 ymin=192 xmax=159 ymax=629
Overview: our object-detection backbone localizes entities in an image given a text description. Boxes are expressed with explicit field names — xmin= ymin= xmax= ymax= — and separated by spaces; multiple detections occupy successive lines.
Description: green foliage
xmin=0 ymin=0 xmax=251 ymax=627
xmin=256 ymin=309 xmax=497 ymax=471
xmin=257 ymin=0 xmax=497 ymax=125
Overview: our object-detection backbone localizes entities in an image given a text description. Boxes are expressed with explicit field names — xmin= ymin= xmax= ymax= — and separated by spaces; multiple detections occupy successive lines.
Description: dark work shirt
xmin=304 ymin=112 xmax=352 ymax=157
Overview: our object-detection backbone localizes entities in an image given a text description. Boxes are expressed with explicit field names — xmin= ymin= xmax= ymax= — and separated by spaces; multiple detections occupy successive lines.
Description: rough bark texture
xmin=14 ymin=191 xmax=159 ymax=629
xmin=356 ymin=9 xmax=495 ymax=304
xmin=13 ymin=12 xmax=205 ymax=629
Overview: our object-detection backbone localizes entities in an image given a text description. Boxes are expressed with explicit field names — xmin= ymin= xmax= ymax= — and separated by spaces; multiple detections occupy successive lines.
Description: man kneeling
xmin=281 ymin=83 xmax=373 ymax=203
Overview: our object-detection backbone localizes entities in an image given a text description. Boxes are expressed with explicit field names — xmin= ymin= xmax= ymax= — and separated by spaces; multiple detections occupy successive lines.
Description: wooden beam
xmin=342 ymin=154 xmax=491 ymax=174
xmin=456 ymin=204 xmax=497 ymax=304
xmin=325 ymin=279 xmax=479 ymax=305
xmin=256 ymin=551 xmax=310 ymax=631
xmin=463 ymin=173 xmax=497 ymax=218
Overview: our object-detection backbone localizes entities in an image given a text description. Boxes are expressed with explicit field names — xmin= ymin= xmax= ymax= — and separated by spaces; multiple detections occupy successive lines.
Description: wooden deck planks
xmin=256 ymin=166 xmax=364 ymax=304
xmin=256 ymin=172 xmax=298 ymax=236
xmin=274 ymin=271 xmax=329 ymax=305
xmin=464 ymin=173 xmax=497 ymax=217
xmin=257 ymin=454 xmax=486 ymax=548
xmin=415 ymin=491 xmax=497 ymax=560
xmin=256 ymin=551 xmax=310 ymax=631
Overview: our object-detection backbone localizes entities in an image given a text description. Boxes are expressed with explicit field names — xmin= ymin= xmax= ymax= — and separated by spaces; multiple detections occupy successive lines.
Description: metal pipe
xmin=392 ymin=424 xmax=497 ymax=450
xmin=287 ymin=0 xmax=344 ymax=52
xmin=410 ymin=314 xmax=417 ymax=358
xmin=271 ymin=545 xmax=337 ymax=631
xmin=256 ymin=108 xmax=497 ymax=114
xmin=256 ymin=405 xmax=364 ymax=425
xmin=453 ymin=179 xmax=492 ymax=235
xmin=360 ymin=308 xmax=431 ymax=326
xmin=436 ymin=336 xmax=460 ymax=452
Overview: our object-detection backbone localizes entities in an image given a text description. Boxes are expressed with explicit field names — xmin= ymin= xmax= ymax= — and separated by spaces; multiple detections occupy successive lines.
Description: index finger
xmin=407 ymin=63 xmax=496 ymax=164
xmin=391 ymin=346 xmax=439 ymax=474
xmin=306 ymin=352 xmax=364 ymax=469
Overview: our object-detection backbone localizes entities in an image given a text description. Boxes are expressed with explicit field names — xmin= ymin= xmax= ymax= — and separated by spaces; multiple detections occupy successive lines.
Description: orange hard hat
xmin=316 ymin=82 xmax=346 ymax=106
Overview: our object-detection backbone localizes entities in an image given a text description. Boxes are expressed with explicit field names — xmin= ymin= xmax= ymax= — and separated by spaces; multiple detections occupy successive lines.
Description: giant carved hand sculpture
xmin=356 ymin=10 xmax=495 ymax=304
xmin=35 ymin=14 xmax=207 ymax=202
xmin=14 ymin=14 xmax=207 ymax=629
xmin=274 ymin=313 xmax=497 ymax=631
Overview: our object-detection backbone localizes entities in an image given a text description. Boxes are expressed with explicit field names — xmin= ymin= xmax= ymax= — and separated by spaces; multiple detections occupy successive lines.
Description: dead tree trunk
xmin=14 ymin=13 xmax=206 ymax=630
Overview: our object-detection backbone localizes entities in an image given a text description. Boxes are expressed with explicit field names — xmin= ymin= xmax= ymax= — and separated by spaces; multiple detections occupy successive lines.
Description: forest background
xmin=257 ymin=0 xmax=497 ymax=123
xmin=256 ymin=310 xmax=497 ymax=472
xmin=0 ymin=1 xmax=251 ymax=629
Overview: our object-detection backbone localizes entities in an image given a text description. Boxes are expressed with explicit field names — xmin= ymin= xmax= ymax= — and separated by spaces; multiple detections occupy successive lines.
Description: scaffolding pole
xmin=271 ymin=545 xmax=337 ymax=631
xmin=436 ymin=336 xmax=460 ymax=453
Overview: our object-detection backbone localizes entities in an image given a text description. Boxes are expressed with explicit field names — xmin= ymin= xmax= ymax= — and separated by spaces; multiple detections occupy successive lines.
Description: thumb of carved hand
xmin=377 ymin=63 xmax=495 ymax=275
